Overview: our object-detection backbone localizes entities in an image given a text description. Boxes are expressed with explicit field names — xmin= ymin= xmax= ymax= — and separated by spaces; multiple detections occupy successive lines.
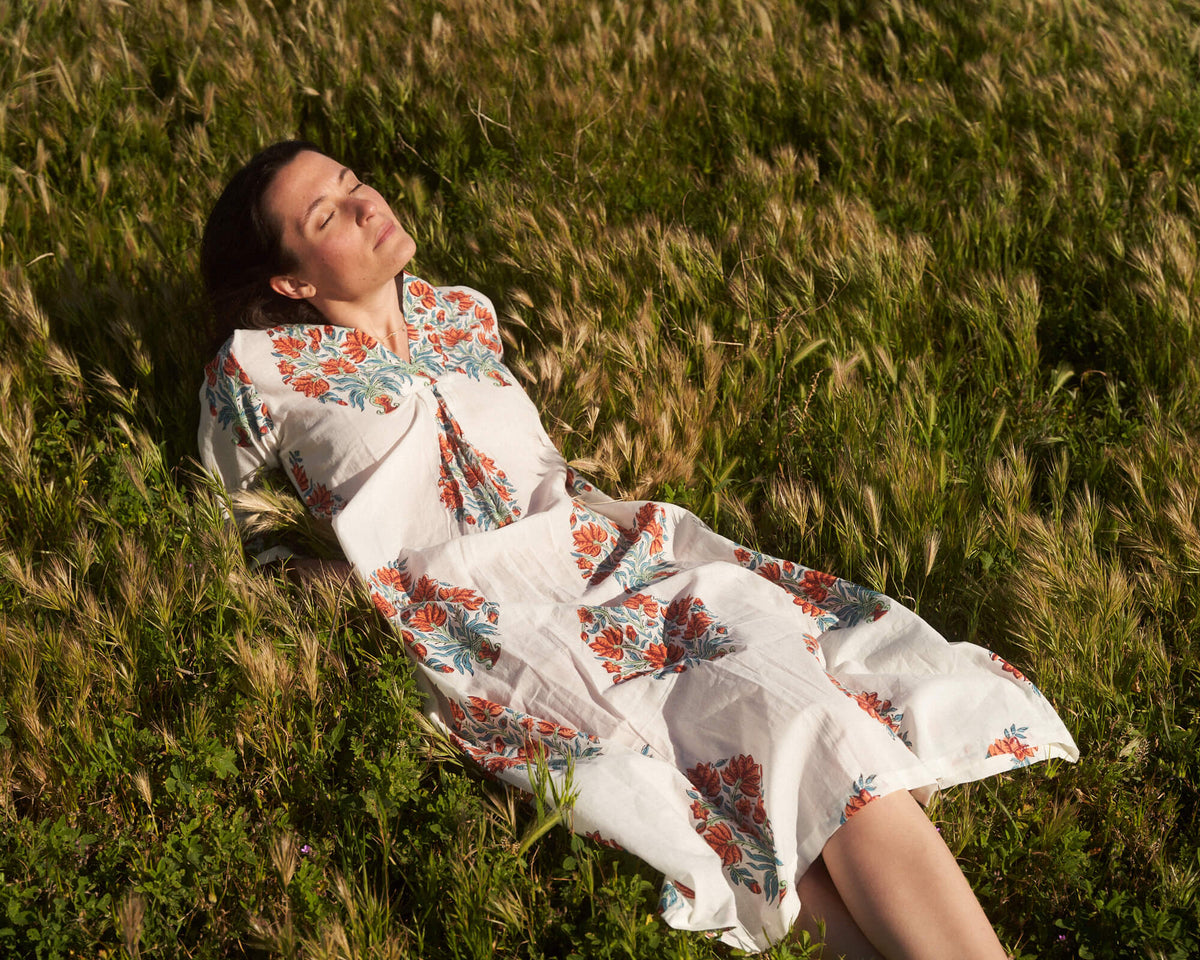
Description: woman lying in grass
xmin=198 ymin=140 xmax=1078 ymax=959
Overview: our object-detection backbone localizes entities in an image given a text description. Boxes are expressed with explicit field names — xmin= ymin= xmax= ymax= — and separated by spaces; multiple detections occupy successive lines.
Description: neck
xmin=310 ymin=276 xmax=410 ymax=360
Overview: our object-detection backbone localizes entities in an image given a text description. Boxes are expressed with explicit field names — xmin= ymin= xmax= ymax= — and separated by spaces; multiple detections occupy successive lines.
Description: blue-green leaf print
xmin=733 ymin=545 xmax=888 ymax=628
xmin=286 ymin=450 xmax=345 ymax=519
xmin=840 ymin=774 xmax=880 ymax=825
xmin=204 ymin=345 xmax=274 ymax=446
xmin=431 ymin=385 xmax=521 ymax=529
xmin=270 ymin=324 xmax=429 ymax=411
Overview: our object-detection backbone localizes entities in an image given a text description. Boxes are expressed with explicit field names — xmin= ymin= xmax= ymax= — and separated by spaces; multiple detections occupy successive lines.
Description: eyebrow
xmin=299 ymin=167 xmax=353 ymax=228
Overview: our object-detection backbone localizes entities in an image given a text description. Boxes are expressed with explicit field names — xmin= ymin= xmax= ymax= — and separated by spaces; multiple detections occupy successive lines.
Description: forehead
xmin=262 ymin=151 xmax=345 ymax=226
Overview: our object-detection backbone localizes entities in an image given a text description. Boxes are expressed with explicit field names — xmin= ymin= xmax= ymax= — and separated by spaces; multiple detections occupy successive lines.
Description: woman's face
xmin=263 ymin=150 xmax=416 ymax=305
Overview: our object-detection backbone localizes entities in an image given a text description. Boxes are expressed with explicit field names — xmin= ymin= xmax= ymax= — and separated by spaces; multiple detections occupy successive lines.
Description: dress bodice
xmin=199 ymin=273 xmax=570 ymax=568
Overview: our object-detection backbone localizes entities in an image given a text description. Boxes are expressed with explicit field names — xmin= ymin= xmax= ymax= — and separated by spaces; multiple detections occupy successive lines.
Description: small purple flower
xmin=300 ymin=844 xmax=312 ymax=856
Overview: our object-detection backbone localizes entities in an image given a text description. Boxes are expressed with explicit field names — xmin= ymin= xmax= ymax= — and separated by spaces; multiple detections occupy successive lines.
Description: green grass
xmin=1 ymin=0 xmax=1198 ymax=956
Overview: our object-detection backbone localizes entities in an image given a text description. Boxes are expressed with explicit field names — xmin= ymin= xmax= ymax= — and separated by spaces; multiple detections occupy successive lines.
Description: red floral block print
xmin=798 ymin=570 xmax=835 ymax=602
xmin=687 ymin=756 xmax=766 ymax=837
xmin=572 ymin=522 xmax=610 ymax=558
xmin=584 ymin=830 xmax=624 ymax=851
xmin=578 ymin=594 xmax=733 ymax=684
xmin=688 ymin=761 xmax=722 ymax=799
xmin=989 ymin=652 xmax=1042 ymax=698
xmin=733 ymin=546 xmax=890 ymax=628
xmin=408 ymin=603 xmax=448 ymax=632
xmin=704 ymin=822 xmax=743 ymax=867
xmin=291 ymin=373 xmax=331 ymax=399
xmin=821 ymin=673 xmax=912 ymax=746
xmin=271 ymin=334 xmax=307 ymax=359
xmin=852 ymin=690 xmax=903 ymax=732
xmin=844 ymin=687 xmax=912 ymax=746
xmin=990 ymin=653 xmax=1027 ymax=682
xmin=368 ymin=558 xmax=501 ymax=675
xmin=370 ymin=593 xmax=397 ymax=619
xmin=720 ymin=754 xmax=764 ymax=801
xmin=287 ymin=450 xmax=345 ymax=519
xmin=569 ymin=501 xmax=671 ymax=590
xmin=564 ymin=467 xmax=597 ymax=498
xmin=840 ymin=774 xmax=880 ymax=825
xmin=446 ymin=696 xmax=602 ymax=777
xmin=665 ymin=595 xmax=719 ymax=642
xmin=684 ymin=754 xmax=784 ymax=903
xmin=431 ymin=385 xmax=521 ymax=530
xmin=341 ymin=329 xmax=374 ymax=363
xmin=569 ymin=506 xmax=618 ymax=579
xmin=467 ymin=697 xmax=505 ymax=721
xmin=319 ymin=356 xmax=358 ymax=376
xmin=440 ymin=289 xmax=476 ymax=311
xmin=440 ymin=326 xmax=474 ymax=348
xmin=986 ymin=724 xmax=1038 ymax=768
xmin=408 ymin=278 xmax=439 ymax=309
xmin=204 ymin=345 xmax=274 ymax=448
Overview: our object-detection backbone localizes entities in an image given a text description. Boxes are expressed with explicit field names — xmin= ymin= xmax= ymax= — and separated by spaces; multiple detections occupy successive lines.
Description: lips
xmin=374 ymin=221 xmax=395 ymax=249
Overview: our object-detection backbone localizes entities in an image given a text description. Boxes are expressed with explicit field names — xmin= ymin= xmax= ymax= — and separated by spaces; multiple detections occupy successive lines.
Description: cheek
xmin=319 ymin=236 xmax=358 ymax=271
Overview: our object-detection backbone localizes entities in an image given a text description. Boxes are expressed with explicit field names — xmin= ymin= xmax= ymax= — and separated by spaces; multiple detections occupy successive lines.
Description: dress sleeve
xmin=439 ymin=285 xmax=503 ymax=360
xmin=197 ymin=339 xmax=284 ymax=558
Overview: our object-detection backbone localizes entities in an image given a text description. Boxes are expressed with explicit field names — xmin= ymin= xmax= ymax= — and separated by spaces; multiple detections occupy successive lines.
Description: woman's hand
xmin=282 ymin=556 xmax=354 ymax=585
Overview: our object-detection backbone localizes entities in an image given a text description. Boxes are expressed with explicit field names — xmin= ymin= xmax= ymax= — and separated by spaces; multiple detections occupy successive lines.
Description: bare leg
xmin=793 ymin=856 xmax=884 ymax=959
xmin=820 ymin=789 xmax=1008 ymax=960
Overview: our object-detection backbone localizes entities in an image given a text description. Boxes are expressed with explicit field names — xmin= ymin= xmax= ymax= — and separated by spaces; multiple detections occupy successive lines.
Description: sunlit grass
xmin=0 ymin=0 xmax=1198 ymax=956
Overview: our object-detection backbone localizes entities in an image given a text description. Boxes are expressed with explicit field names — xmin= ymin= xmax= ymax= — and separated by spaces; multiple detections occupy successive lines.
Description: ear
xmin=270 ymin=273 xmax=316 ymax=300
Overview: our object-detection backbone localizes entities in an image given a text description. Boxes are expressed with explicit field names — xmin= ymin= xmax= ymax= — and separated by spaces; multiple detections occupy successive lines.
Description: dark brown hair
xmin=200 ymin=139 xmax=324 ymax=348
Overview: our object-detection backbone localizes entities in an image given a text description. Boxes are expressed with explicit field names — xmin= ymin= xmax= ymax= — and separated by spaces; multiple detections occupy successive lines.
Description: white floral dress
xmin=198 ymin=273 xmax=1079 ymax=952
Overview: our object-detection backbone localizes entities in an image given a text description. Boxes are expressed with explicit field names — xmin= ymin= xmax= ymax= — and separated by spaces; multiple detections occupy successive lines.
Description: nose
xmin=353 ymin=195 xmax=377 ymax=223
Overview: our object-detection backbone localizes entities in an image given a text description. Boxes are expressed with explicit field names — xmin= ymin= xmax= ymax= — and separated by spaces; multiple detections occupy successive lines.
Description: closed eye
xmin=318 ymin=182 xmax=364 ymax=229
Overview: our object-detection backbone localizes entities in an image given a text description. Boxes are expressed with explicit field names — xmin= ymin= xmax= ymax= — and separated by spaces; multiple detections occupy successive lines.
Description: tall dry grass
xmin=0 ymin=0 xmax=1197 ymax=956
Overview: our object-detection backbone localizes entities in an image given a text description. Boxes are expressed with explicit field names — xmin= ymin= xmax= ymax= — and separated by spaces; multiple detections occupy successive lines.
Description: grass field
xmin=1 ymin=0 xmax=1198 ymax=956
